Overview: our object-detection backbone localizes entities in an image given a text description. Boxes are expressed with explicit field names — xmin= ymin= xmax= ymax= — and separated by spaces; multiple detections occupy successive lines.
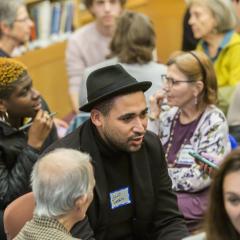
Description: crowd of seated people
xmin=67 ymin=10 xmax=166 ymax=133
xmin=1 ymin=0 xmax=240 ymax=239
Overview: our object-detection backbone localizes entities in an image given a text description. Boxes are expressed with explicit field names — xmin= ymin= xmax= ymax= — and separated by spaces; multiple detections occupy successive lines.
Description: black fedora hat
xmin=80 ymin=64 xmax=152 ymax=112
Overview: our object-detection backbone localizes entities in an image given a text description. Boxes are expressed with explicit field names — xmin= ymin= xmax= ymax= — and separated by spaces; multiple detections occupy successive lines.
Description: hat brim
xmin=80 ymin=81 xmax=152 ymax=112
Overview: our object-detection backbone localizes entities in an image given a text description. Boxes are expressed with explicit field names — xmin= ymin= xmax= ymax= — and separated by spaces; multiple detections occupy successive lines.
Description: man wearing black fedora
xmin=44 ymin=64 xmax=189 ymax=240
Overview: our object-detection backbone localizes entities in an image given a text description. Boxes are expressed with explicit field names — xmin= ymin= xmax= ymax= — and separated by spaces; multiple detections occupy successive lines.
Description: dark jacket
xmin=0 ymin=101 xmax=58 ymax=209
xmin=44 ymin=120 xmax=189 ymax=240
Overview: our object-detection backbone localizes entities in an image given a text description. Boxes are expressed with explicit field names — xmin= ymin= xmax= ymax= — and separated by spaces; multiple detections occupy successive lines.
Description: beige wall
xmin=135 ymin=0 xmax=186 ymax=63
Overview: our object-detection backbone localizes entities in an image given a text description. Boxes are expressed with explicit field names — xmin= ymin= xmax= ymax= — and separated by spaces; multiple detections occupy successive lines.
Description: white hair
xmin=186 ymin=0 xmax=238 ymax=33
xmin=31 ymin=148 xmax=95 ymax=218
xmin=0 ymin=0 xmax=24 ymax=27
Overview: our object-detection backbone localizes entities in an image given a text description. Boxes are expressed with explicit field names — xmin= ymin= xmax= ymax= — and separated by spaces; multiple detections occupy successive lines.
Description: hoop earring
xmin=0 ymin=111 xmax=9 ymax=122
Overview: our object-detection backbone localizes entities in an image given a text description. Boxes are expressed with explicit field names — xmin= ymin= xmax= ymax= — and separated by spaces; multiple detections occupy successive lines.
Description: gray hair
xmin=32 ymin=148 xmax=95 ymax=218
xmin=186 ymin=0 xmax=238 ymax=33
xmin=0 ymin=0 xmax=24 ymax=27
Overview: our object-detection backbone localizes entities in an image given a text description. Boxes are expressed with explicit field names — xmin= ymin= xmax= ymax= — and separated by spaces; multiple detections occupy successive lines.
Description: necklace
xmin=165 ymin=109 xmax=203 ymax=167
xmin=165 ymin=110 xmax=189 ymax=167
xmin=165 ymin=111 xmax=180 ymax=161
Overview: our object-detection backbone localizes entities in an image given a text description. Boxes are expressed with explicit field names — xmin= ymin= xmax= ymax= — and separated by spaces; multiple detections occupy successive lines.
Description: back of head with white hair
xmin=31 ymin=148 xmax=95 ymax=218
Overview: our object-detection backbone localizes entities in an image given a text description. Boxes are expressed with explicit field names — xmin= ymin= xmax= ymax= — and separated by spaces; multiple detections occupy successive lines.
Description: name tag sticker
xmin=109 ymin=187 xmax=131 ymax=209
xmin=177 ymin=145 xmax=195 ymax=165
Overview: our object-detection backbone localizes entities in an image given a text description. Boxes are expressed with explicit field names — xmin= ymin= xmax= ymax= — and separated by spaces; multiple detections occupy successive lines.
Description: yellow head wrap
xmin=0 ymin=58 xmax=27 ymax=87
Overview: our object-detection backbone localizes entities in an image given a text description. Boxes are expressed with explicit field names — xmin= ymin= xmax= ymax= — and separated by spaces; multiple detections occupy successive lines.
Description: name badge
xmin=109 ymin=187 xmax=131 ymax=209
xmin=177 ymin=145 xmax=195 ymax=165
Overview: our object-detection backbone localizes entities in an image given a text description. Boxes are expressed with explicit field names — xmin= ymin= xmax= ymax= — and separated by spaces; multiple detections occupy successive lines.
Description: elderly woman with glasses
xmin=0 ymin=0 xmax=33 ymax=57
xmin=148 ymin=50 xmax=230 ymax=232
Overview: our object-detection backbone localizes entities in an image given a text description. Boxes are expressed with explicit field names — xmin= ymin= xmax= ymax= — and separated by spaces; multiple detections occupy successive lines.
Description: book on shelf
xmin=29 ymin=0 xmax=75 ymax=41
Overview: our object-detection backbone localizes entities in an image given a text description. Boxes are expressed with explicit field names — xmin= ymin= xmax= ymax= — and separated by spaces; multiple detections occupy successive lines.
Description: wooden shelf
xmin=15 ymin=41 xmax=72 ymax=118
xmin=24 ymin=0 xmax=43 ymax=5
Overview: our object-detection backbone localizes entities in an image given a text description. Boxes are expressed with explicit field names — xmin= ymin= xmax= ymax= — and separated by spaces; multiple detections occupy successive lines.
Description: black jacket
xmin=44 ymin=120 xmax=189 ymax=240
xmin=0 ymin=101 xmax=58 ymax=210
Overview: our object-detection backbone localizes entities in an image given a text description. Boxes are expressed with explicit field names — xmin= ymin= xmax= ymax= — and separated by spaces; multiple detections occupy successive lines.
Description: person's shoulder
xmin=42 ymin=127 xmax=81 ymax=156
xmin=144 ymin=131 xmax=162 ymax=146
xmin=69 ymin=22 xmax=97 ymax=41
xmin=83 ymin=57 xmax=118 ymax=80
xmin=147 ymin=61 xmax=167 ymax=70
xmin=225 ymin=31 xmax=240 ymax=50
xmin=204 ymin=105 xmax=226 ymax=119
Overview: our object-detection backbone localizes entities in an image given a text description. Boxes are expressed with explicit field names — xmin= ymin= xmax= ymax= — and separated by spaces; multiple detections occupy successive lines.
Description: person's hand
xmin=27 ymin=110 xmax=53 ymax=150
xmin=53 ymin=118 xmax=69 ymax=129
xmin=149 ymin=90 xmax=166 ymax=120
xmin=53 ymin=118 xmax=68 ymax=138
xmin=195 ymin=152 xmax=220 ymax=178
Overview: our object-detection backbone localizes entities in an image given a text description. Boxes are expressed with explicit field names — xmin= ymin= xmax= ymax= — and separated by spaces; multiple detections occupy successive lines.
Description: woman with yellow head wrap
xmin=0 ymin=58 xmax=56 ymax=239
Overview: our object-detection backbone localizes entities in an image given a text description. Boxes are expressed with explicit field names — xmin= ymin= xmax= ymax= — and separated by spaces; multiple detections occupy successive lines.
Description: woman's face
xmin=188 ymin=3 xmax=217 ymax=40
xmin=8 ymin=5 xmax=33 ymax=45
xmin=164 ymin=64 xmax=198 ymax=109
xmin=2 ymin=75 xmax=41 ymax=120
xmin=223 ymin=170 xmax=240 ymax=234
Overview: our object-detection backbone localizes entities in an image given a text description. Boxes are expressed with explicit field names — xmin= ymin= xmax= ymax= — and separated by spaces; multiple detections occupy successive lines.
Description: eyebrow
xmin=19 ymin=80 xmax=32 ymax=90
xmin=117 ymin=107 xmax=148 ymax=120
xmin=224 ymin=192 xmax=240 ymax=197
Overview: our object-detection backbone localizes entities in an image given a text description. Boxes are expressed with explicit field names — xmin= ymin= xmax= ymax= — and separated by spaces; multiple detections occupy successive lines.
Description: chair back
xmin=3 ymin=192 xmax=35 ymax=240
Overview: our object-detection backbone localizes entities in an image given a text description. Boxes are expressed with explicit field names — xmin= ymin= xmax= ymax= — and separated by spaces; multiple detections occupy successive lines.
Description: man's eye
xmin=140 ymin=111 xmax=148 ymax=119
xmin=122 ymin=116 xmax=133 ymax=121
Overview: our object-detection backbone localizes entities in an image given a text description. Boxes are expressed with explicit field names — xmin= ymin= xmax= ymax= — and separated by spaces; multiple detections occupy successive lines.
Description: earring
xmin=0 ymin=111 xmax=9 ymax=122
xmin=194 ymin=96 xmax=198 ymax=105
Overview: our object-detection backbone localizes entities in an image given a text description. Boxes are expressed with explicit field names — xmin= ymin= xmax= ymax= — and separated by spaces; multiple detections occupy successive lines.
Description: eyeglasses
xmin=161 ymin=74 xmax=196 ymax=87
xmin=14 ymin=16 xmax=31 ymax=23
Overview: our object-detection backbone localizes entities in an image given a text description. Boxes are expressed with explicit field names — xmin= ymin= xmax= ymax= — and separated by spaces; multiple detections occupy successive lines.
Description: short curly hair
xmin=0 ymin=58 xmax=27 ymax=99
xmin=83 ymin=0 xmax=126 ymax=9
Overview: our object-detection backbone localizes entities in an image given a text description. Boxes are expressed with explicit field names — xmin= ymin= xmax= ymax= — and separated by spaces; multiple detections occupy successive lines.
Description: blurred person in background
xmin=0 ymin=0 xmax=33 ymax=57
xmin=66 ymin=11 xmax=166 ymax=133
xmin=148 ymin=50 xmax=230 ymax=232
xmin=66 ymin=0 xmax=126 ymax=114
xmin=187 ymin=0 xmax=240 ymax=114
xmin=0 ymin=0 xmax=68 ymax=134
xmin=80 ymin=10 xmax=166 ymax=107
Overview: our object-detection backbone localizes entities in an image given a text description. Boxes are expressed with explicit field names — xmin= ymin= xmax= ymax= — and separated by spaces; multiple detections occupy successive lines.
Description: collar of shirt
xmin=201 ymin=30 xmax=234 ymax=62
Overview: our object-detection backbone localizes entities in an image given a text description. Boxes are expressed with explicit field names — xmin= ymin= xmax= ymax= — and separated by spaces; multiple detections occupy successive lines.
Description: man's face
xmin=93 ymin=91 xmax=148 ymax=152
xmin=90 ymin=0 xmax=123 ymax=29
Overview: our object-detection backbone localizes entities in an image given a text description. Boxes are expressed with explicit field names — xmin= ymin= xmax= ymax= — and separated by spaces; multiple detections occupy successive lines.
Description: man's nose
xmin=133 ymin=117 xmax=146 ymax=133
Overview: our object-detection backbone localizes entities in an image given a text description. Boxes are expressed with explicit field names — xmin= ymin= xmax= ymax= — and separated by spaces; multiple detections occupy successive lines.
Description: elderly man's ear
xmin=75 ymin=194 xmax=91 ymax=219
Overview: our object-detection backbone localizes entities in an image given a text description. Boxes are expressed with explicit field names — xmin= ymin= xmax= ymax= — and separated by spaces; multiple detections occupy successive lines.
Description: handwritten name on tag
xmin=110 ymin=187 xmax=131 ymax=209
